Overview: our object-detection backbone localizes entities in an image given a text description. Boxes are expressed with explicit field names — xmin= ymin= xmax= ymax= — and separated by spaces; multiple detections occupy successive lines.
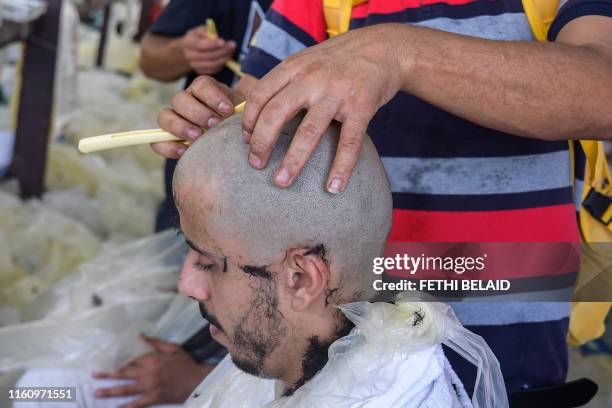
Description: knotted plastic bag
xmin=184 ymin=293 xmax=508 ymax=408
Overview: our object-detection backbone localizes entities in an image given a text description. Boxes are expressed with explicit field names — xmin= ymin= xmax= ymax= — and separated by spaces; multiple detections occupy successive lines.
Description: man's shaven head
xmin=174 ymin=113 xmax=392 ymax=393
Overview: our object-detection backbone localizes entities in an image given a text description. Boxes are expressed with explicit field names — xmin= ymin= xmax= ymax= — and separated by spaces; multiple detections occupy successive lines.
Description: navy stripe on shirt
xmin=350 ymin=0 xmax=524 ymax=28
xmin=446 ymin=317 xmax=569 ymax=395
xmin=392 ymin=187 xmax=574 ymax=211
xmin=368 ymin=93 xmax=569 ymax=158
xmin=549 ymin=0 xmax=612 ymax=40
xmin=241 ymin=47 xmax=281 ymax=79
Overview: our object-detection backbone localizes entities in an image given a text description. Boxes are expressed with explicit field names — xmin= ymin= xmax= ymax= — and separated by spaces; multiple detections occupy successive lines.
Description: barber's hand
xmin=154 ymin=76 xmax=243 ymax=158
xmin=181 ymin=26 xmax=236 ymax=75
xmin=92 ymin=334 xmax=214 ymax=408
xmin=242 ymin=24 xmax=405 ymax=193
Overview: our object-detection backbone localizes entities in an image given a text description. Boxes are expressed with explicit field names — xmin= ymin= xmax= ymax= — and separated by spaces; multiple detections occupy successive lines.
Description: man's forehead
xmin=173 ymin=181 xmax=281 ymax=265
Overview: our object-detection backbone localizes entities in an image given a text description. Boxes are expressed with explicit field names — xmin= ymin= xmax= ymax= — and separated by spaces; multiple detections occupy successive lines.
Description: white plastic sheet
xmin=0 ymin=191 xmax=101 ymax=310
xmin=0 ymin=231 xmax=202 ymax=374
xmin=185 ymin=293 xmax=508 ymax=408
xmin=44 ymin=143 xmax=162 ymax=240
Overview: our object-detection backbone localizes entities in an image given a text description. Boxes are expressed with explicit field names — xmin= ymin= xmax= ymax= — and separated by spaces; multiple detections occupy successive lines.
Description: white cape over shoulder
xmin=184 ymin=294 xmax=508 ymax=408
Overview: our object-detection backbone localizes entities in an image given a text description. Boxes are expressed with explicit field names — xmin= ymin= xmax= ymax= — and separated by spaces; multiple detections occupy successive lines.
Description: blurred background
xmin=0 ymin=0 xmax=177 ymax=312
xmin=0 ymin=0 xmax=609 ymax=406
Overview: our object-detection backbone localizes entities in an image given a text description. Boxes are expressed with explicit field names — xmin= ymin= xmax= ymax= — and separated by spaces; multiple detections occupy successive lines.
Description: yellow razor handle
xmin=205 ymin=18 xmax=218 ymax=39
xmin=204 ymin=18 xmax=243 ymax=77
xmin=78 ymin=101 xmax=245 ymax=154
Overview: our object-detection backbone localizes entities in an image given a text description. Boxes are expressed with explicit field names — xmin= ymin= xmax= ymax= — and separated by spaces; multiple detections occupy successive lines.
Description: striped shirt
xmin=241 ymin=0 xmax=612 ymax=393
xmin=242 ymin=0 xmax=585 ymax=305
xmin=243 ymin=0 xmax=578 ymax=242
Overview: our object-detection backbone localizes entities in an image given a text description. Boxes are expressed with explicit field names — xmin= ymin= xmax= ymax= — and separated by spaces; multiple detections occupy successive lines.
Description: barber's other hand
xmin=92 ymin=334 xmax=214 ymax=408
xmin=242 ymin=24 xmax=406 ymax=193
xmin=181 ymin=26 xmax=236 ymax=75
xmin=154 ymin=76 xmax=243 ymax=159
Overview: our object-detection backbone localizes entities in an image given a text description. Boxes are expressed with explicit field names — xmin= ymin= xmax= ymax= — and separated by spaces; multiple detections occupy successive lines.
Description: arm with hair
xmin=238 ymin=14 xmax=612 ymax=193
xmin=394 ymin=16 xmax=612 ymax=141
xmin=140 ymin=33 xmax=191 ymax=82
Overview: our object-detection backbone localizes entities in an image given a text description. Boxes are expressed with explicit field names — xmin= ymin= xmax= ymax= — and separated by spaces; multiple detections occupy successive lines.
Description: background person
xmin=140 ymin=0 xmax=272 ymax=231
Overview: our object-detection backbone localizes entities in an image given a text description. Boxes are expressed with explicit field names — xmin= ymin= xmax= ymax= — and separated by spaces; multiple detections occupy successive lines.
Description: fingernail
xmin=327 ymin=178 xmax=343 ymax=194
xmin=229 ymin=41 xmax=236 ymax=47
xmin=217 ymin=39 xmax=225 ymax=46
xmin=249 ymin=153 xmax=262 ymax=168
xmin=187 ymin=128 xmax=201 ymax=140
xmin=177 ymin=147 xmax=186 ymax=156
xmin=218 ymin=101 xmax=232 ymax=114
xmin=207 ymin=116 xmax=220 ymax=128
xmin=275 ymin=169 xmax=291 ymax=186
xmin=242 ymin=131 xmax=251 ymax=143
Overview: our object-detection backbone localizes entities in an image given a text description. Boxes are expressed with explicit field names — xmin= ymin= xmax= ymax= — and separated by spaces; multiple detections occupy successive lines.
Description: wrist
xmin=171 ymin=37 xmax=187 ymax=60
xmin=390 ymin=24 xmax=418 ymax=93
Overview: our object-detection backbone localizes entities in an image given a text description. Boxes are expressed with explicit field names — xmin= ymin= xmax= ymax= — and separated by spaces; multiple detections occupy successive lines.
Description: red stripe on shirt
xmin=389 ymin=204 xmax=580 ymax=242
xmin=383 ymin=242 xmax=579 ymax=279
xmin=352 ymin=0 xmax=479 ymax=18
xmin=271 ymin=0 xmax=327 ymax=43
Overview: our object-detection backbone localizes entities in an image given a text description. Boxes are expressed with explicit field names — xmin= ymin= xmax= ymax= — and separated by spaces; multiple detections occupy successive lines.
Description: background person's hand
xmin=153 ymin=76 xmax=244 ymax=159
xmin=92 ymin=334 xmax=214 ymax=408
xmin=242 ymin=24 xmax=406 ymax=193
xmin=180 ymin=26 xmax=236 ymax=75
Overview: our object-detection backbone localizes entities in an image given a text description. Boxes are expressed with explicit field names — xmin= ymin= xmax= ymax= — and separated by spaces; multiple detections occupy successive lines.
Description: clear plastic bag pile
xmin=0 ymin=231 xmax=200 ymax=374
xmin=0 ymin=67 xmax=172 ymax=315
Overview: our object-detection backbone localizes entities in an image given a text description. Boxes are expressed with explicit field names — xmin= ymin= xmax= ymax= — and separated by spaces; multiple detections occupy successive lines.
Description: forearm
xmin=140 ymin=33 xmax=191 ymax=82
xmin=394 ymin=24 xmax=612 ymax=140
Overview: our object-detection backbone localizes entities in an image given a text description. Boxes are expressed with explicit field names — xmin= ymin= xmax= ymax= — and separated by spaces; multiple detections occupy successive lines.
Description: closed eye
xmin=194 ymin=262 xmax=215 ymax=272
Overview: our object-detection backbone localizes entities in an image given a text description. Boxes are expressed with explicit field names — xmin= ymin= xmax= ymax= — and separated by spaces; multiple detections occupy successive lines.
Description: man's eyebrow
xmin=185 ymin=239 xmax=212 ymax=257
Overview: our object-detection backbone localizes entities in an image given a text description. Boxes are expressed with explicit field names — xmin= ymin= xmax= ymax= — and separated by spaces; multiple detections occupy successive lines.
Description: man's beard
xmin=230 ymin=275 xmax=287 ymax=378
xmin=283 ymin=317 xmax=355 ymax=396
xmin=199 ymin=276 xmax=354 ymax=394
xmin=198 ymin=275 xmax=287 ymax=378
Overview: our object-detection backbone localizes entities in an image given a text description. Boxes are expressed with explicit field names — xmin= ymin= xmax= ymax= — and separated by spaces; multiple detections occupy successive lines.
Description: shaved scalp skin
xmin=174 ymin=113 xmax=393 ymax=300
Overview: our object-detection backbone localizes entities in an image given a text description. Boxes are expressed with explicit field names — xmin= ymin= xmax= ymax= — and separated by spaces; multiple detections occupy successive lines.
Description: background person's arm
xmin=93 ymin=335 xmax=213 ymax=408
xmin=140 ymin=33 xmax=191 ymax=82
xmin=140 ymin=28 xmax=236 ymax=82
xmin=395 ymin=15 xmax=612 ymax=142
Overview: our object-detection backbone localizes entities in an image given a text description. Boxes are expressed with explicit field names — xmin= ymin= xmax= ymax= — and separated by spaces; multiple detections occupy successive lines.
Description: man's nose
xmin=178 ymin=250 xmax=211 ymax=300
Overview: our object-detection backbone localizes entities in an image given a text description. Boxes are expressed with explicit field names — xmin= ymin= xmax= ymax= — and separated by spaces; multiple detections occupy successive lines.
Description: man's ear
xmin=284 ymin=247 xmax=330 ymax=311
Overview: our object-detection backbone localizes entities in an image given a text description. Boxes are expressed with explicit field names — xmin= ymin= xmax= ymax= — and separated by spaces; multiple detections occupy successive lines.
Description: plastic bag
xmin=19 ymin=230 xmax=185 ymax=322
xmin=0 ymin=199 xmax=101 ymax=309
xmin=0 ymin=231 xmax=200 ymax=374
xmin=44 ymin=143 xmax=162 ymax=240
xmin=185 ymin=293 xmax=508 ymax=408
